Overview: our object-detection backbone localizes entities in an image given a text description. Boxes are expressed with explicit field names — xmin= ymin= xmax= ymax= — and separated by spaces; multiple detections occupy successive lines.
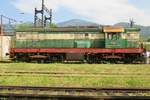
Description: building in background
xmin=0 ymin=25 xmax=15 ymax=62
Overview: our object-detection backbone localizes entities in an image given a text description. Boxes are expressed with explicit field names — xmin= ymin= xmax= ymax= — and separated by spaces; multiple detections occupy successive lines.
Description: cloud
xmin=12 ymin=0 xmax=150 ymax=25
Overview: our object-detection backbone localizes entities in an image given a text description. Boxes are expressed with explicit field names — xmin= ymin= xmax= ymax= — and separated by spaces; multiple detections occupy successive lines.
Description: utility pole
xmin=49 ymin=9 xmax=52 ymax=24
xmin=34 ymin=8 xmax=37 ymax=27
xmin=0 ymin=15 xmax=3 ymax=61
xmin=130 ymin=19 xmax=135 ymax=28
xmin=0 ymin=15 xmax=3 ymax=35
xmin=42 ymin=0 xmax=44 ymax=27
xmin=44 ymin=9 xmax=52 ymax=27
xmin=34 ymin=0 xmax=52 ymax=27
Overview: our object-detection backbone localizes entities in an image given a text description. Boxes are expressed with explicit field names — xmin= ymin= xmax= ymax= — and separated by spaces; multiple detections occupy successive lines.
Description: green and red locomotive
xmin=10 ymin=26 xmax=145 ymax=63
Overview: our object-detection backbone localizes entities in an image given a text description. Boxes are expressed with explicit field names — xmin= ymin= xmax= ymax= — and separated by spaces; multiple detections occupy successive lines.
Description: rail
xmin=0 ymin=86 xmax=149 ymax=99
xmin=0 ymin=71 xmax=150 ymax=78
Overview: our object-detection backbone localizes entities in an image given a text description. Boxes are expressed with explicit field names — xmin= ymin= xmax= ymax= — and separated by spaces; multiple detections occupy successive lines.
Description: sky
xmin=0 ymin=0 xmax=150 ymax=26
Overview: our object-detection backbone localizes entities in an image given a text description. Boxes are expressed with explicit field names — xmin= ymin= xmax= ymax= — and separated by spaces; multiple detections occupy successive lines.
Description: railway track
xmin=0 ymin=71 xmax=150 ymax=78
xmin=0 ymin=86 xmax=149 ymax=100
xmin=0 ymin=94 xmax=150 ymax=100
xmin=1 ymin=71 xmax=150 ymax=75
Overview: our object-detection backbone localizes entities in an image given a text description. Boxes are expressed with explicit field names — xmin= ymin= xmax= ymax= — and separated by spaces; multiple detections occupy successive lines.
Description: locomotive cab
xmin=104 ymin=26 xmax=126 ymax=48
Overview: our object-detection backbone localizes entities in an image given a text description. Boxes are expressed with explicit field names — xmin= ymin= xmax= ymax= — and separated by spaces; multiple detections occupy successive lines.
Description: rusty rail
xmin=0 ymin=94 xmax=149 ymax=100
xmin=0 ymin=86 xmax=149 ymax=99
xmin=0 ymin=86 xmax=149 ymax=92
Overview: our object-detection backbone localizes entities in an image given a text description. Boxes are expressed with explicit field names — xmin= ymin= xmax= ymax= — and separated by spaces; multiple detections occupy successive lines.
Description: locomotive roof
xmin=16 ymin=27 xmax=101 ymax=32
xmin=16 ymin=27 xmax=140 ymax=33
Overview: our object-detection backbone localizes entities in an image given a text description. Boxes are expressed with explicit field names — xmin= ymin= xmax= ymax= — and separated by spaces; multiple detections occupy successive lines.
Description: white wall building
xmin=0 ymin=36 xmax=12 ymax=61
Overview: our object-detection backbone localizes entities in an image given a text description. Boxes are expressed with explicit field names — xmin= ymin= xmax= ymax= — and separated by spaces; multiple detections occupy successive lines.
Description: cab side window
xmin=107 ymin=32 xmax=120 ymax=40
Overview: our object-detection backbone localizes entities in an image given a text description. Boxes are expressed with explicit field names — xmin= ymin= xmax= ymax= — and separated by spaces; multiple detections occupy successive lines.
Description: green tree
xmin=49 ymin=23 xmax=57 ymax=28
xmin=147 ymin=38 xmax=150 ymax=42
xmin=15 ymin=22 xmax=33 ymax=30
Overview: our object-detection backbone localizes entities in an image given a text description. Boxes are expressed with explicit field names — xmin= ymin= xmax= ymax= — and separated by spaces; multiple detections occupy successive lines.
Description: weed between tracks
xmin=0 ymin=63 xmax=150 ymax=73
xmin=0 ymin=63 xmax=149 ymax=87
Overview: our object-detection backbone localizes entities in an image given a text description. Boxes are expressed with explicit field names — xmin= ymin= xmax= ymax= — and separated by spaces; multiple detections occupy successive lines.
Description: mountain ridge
xmin=57 ymin=19 xmax=150 ymax=36
xmin=57 ymin=19 xmax=99 ymax=27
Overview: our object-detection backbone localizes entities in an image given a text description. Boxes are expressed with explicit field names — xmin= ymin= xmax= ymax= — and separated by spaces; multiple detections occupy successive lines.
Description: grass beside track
xmin=0 ymin=63 xmax=150 ymax=87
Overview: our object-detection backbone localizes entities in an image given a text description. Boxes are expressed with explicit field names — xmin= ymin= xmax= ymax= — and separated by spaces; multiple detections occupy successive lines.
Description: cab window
xmin=107 ymin=32 xmax=120 ymax=40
